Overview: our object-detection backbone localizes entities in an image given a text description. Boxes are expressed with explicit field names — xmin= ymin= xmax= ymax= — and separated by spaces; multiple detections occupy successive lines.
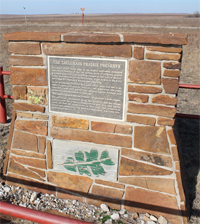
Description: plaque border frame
xmin=48 ymin=56 xmax=127 ymax=122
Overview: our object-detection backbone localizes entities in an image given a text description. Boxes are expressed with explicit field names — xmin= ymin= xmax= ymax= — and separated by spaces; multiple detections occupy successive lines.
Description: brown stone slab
xmin=167 ymin=129 xmax=177 ymax=145
xmin=152 ymin=95 xmax=177 ymax=106
xmin=8 ymin=42 xmax=41 ymax=55
xmin=17 ymin=112 xmax=33 ymax=118
xmin=12 ymin=86 xmax=27 ymax=100
xmin=15 ymin=120 xmax=47 ymax=136
xmin=157 ymin=117 xmax=175 ymax=126
xmin=133 ymin=47 xmax=144 ymax=60
xmin=11 ymin=149 xmax=45 ymax=159
xmin=8 ymin=158 xmax=44 ymax=181
xmin=163 ymin=62 xmax=181 ymax=70
xmin=134 ymin=126 xmax=170 ymax=154
xmin=121 ymin=148 xmax=172 ymax=167
xmin=119 ymin=177 xmax=176 ymax=195
xmin=27 ymin=167 xmax=46 ymax=178
xmin=128 ymin=85 xmax=162 ymax=94
xmin=13 ymin=103 xmax=45 ymax=113
xmin=47 ymin=171 xmax=93 ymax=194
xmin=145 ymin=52 xmax=181 ymax=61
xmin=91 ymin=121 xmax=115 ymax=133
xmin=6 ymin=110 xmax=17 ymax=150
xmin=119 ymin=157 xmax=172 ymax=176
xmin=176 ymin=171 xmax=186 ymax=202
xmin=129 ymin=60 xmax=161 ymax=84
xmin=12 ymin=130 xmax=38 ymax=152
xmin=10 ymin=56 xmax=44 ymax=66
xmin=52 ymin=115 xmax=89 ymax=130
xmin=128 ymin=94 xmax=149 ymax=103
xmin=127 ymin=114 xmax=156 ymax=125
xmin=38 ymin=136 xmax=46 ymax=154
xmin=162 ymin=78 xmax=179 ymax=94
xmin=42 ymin=43 xmax=132 ymax=58
xmin=63 ymin=32 xmax=120 ymax=43
xmin=46 ymin=141 xmax=52 ymax=169
xmin=146 ymin=46 xmax=182 ymax=53
xmin=57 ymin=189 xmax=85 ymax=202
xmin=123 ymin=33 xmax=187 ymax=45
xmin=128 ymin=103 xmax=177 ymax=118
xmin=95 ymin=179 xmax=125 ymax=189
xmin=34 ymin=114 xmax=49 ymax=120
xmin=91 ymin=185 xmax=124 ymax=198
xmin=4 ymin=32 xmax=63 ymax=41
xmin=50 ymin=127 xmax=132 ymax=148
xmin=10 ymin=67 xmax=47 ymax=86
xmin=11 ymin=155 xmax=46 ymax=169
xmin=27 ymin=87 xmax=47 ymax=105
xmin=163 ymin=69 xmax=181 ymax=77
xmin=124 ymin=186 xmax=182 ymax=224
xmin=171 ymin=146 xmax=179 ymax=161
xmin=115 ymin=124 xmax=132 ymax=135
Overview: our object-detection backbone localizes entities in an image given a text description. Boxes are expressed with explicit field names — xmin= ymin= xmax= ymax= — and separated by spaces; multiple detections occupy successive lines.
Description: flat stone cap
xmin=4 ymin=31 xmax=187 ymax=45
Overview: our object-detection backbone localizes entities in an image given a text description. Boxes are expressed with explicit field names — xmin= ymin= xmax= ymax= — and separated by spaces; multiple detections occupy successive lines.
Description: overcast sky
xmin=0 ymin=0 xmax=199 ymax=15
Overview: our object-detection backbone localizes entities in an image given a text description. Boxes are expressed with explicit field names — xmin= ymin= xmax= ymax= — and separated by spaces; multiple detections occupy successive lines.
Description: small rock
xmin=72 ymin=200 xmax=77 ymax=204
xmin=100 ymin=203 xmax=110 ymax=212
xmin=4 ymin=187 xmax=10 ymax=192
xmin=145 ymin=213 xmax=150 ymax=218
xmin=124 ymin=214 xmax=129 ymax=218
xmin=150 ymin=215 xmax=158 ymax=221
xmin=111 ymin=213 xmax=120 ymax=220
xmin=158 ymin=216 xmax=168 ymax=224
xmin=119 ymin=208 xmax=126 ymax=215
xmin=30 ymin=192 xmax=38 ymax=202
xmin=105 ymin=219 xmax=112 ymax=224
xmin=143 ymin=216 xmax=151 ymax=222
xmin=132 ymin=212 xmax=139 ymax=219
xmin=147 ymin=222 xmax=156 ymax=224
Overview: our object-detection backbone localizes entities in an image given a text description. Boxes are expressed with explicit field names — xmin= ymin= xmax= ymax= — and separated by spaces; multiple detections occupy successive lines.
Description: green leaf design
xmin=61 ymin=148 xmax=115 ymax=176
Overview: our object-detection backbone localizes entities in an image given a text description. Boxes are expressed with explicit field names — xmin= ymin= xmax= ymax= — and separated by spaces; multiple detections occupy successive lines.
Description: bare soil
xmin=0 ymin=14 xmax=199 ymax=223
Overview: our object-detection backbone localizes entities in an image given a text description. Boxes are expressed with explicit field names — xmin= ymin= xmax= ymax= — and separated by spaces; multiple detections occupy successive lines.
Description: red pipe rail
xmin=0 ymin=201 xmax=91 ymax=224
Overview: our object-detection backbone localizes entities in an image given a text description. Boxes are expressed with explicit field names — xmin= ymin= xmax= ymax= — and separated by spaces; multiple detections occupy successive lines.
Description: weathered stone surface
xmin=17 ymin=112 xmax=33 ymax=118
xmin=13 ymin=103 xmax=45 ymax=113
xmin=28 ymin=87 xmax=47 ymax=105
xmin=12 ymin=86 xmax=27 ymax=100
xmin=123 ymin=33 xmax=187 ymax=45
xmin=157 ymin=117 xmax=175 ymax=126
xmin=176 ymin=171 xmax=186 ymax=202
xmin=91 ymin=121 xmax=115 ymax=133
xmin=10 ymin=56 xmax=44 ymax=66
xmin=47 ymin=141 xmax=53 ymax=169
xmin=38 ymin=136 xmax=46 ymax=154
xmin=128 ymin=85 xmax=162 ymax=93
xmin=11 ymin=149 xmax=45 ymax=159
xmin=152 ymin=95 xmax=177 ymax=105
xmin=171 ymin=146 xmax=179 ymax=161
xmin=95 ymin=179 xmax=125 ymax=189
xmin=129 ymin=61 xmax=161 ymax=84
xmin=15 ymin=120 xmax=47 ymax=136
xmin=8 ymin=42 xmax=41 ymax=55
xmin=119 ymin=157 xmax=172 ymax=176
xmin=167 ymin=129 xmax=176 ymax=145
xmin=12 ymin=130 xmax=38 ymax=152
xmin=119 ymin=177 xmax=176 ymax=195
xmin=133 ymin=47 xmax=144 ymax=59
xmin=145 ymin=52 xmax=181 ymax=61
xmin=10 ymin=67 xmax=47 ymax=86
xmin=162 ymin=78 xmax=179 ymax=94
xmin=91 ymin=185 xmax=124 ymax=199
xmin=4 ymin=32 xmax=63 ymax=41
xmin=134 ymin=126 xmax=170 ymax=154
xmin=6 ymin=110 xmax=17 ymax=151
xmin=127 ymin=114 xmax=156 ymax=125
xmin=47 ymin=171 xmax=93 ymax=194
xmin=163 ymin=69 xmax=181 ymax=77
xmin=128 ymin=94 xmax=149 ymax=103
xmin=50 ymin=127 xmax=132 ymax=148
xmin=27 ymin=167 xmax=46 ymax=178
xmin=63 ymin=32 xmax=120 ymax=43
xmin=124 ymin=186 xmax=182 ymax=224
xmin=121 ymin=148 xmax=172 ymax=167
xmin=34 ymin=114 xmax=49 ymax=120
xmin=52 ymin=116 xmax=89 ymax=130
xmin=115 ymin=124 xmax=132 ymax=135
xmin=8 ymin=158 xmax=44 ymax=181
xmin=57 ymin=189 xmax=85 ymax=202
xmin=163 ymin=62 xmax=181 ymax=70
xmin=128 ymin=103 xmax=177 ymax=118
xmin=175 ymin=161 xmax=180 ymax=170
xmin=11 ymin=155 xmax=46 ymax=169
xmin=146 ymin=46 xmax=182 ymax=53
xmin=43 ymin=43 xmax=132 ymax=57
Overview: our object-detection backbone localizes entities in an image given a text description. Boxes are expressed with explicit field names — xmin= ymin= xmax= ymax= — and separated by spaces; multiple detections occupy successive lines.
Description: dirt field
xmin=0 ymin=14 xmax=199 ymax=223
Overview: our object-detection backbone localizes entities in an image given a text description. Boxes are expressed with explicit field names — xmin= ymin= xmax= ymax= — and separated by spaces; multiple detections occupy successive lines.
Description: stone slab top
xmin=4 ymin=31 xmax=187 ymax=45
